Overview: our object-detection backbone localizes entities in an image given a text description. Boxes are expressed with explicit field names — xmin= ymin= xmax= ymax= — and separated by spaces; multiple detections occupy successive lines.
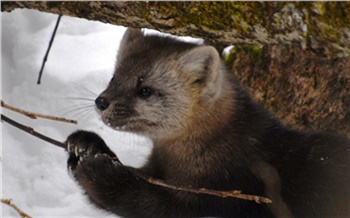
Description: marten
xmin=65 ymin=28 xmax=350 ymax=218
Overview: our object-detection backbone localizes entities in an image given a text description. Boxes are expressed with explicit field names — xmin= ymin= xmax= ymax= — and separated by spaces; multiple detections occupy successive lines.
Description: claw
xmin=78 ymin=147 xmax=86 ymax=154
xmin=94 ymin=153 xmax=101 ymax=158
xmin=113 ymin=160 xmax=122 ymax=166
xmin=68 ymin=165 xmax=74 ymax=175
xmin=75 ymin=145 xmax=80 ymax=157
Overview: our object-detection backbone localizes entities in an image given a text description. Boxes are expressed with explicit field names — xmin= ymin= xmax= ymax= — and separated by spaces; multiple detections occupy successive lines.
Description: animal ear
xmin=117 ymin=28 xmax=144 ymax=64
xmin=178 ymin=46 xmax=223 ymax=99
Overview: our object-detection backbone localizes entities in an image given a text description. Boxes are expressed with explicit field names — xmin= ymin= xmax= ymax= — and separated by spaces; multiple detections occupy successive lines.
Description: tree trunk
xmin=2 ymin=1 xmax=349 ymax=136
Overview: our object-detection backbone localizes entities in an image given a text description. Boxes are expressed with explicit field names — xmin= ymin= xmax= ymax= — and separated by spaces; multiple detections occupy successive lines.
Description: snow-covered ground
xmin=2 ymin=9 xmax=157 ymax=217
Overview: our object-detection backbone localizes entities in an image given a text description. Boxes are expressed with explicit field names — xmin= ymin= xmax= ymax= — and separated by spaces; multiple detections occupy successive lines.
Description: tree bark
xmin=228 ymin=44 xmax=350 ymax=137
xmin=2 ymin=1 xmax=350 ymax=136
xmin=2 ymin=2 xmax=350 ymax=56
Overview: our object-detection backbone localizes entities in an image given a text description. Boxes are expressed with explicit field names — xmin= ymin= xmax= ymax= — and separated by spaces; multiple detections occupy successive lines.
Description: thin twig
xmin=2 ymin=114 xmax=271 ymax=204
xmin=1 ymin=114 xmax=65 ymax=148
xmin=131 ymin=170 xmax=272 ymax=204
xmin=37 ymin=14 xmax=62 ymax=84
xmin=1 ymin=100 xmax=77 ymax=124
xmin=1 ymin=199 xmax=32 ymax=218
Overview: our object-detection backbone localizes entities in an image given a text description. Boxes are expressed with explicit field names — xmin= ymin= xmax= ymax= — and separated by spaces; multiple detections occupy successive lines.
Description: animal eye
xmin=138 ymin=87 xmax=153 ymax=99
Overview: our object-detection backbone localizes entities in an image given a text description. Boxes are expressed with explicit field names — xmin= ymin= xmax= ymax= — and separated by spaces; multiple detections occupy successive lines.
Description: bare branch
xmin=1 ymin=114 xmax=65 ymax=149
xmin=1 ymin=100 xmax=77 ymax=124
xmin=37 ymin=14 xmax=62 ymax=84
xmin=130 ymin=169 xmax=272 ymax=204
xmin=1 ymin=199 xmax=32 ymax=218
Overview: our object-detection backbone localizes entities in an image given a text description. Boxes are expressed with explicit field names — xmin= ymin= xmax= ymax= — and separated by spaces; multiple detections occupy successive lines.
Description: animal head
xmin=95 ymin=28 xmax=224 ymax=140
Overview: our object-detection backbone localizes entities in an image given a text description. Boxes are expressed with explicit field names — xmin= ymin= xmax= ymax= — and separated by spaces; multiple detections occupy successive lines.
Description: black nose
xmin=95 ymin=97 xmax=110 ymax=111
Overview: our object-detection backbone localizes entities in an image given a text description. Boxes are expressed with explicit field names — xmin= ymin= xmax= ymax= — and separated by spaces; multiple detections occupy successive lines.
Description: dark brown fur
xmin=65 ymin=28 xmax=350 ymax=218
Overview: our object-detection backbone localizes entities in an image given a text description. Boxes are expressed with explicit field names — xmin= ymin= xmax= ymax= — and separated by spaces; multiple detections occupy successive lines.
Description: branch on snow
xmin=1 ymin=100 xmax=77 ymax=124
xmin=1 ymin=199 xmax=32 ymax=218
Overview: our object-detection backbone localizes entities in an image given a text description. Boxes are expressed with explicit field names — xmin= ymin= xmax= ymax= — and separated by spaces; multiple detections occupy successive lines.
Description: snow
xmin=1 ymin=9 xmax=157 ymax=217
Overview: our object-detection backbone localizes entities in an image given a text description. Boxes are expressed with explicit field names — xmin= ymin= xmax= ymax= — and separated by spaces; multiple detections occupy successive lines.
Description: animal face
xmin=95 ymin=29 xmax=222 ymax=141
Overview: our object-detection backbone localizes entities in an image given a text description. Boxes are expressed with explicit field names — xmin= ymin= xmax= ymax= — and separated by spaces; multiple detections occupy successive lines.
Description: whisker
xmin=60 ymin=105 xmax=95 ymax=118
xmin=70 ymin=109 xmax=94 ymax=121
xmin=69 ymin=83 xmax=100 ymax=97
xmin=53 ymin=96 xmax=95 ymax=103
xmin=74 ymin=108 xmax=96 ymax=121
xmin=61 ymin=102 xmax=95 ymax=110
xmin=62 ymin=97 xmax=96 ymax=102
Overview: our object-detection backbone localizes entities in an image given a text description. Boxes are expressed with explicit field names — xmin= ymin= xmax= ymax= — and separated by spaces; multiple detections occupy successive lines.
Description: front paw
xmin=65 ymin=130 xmax=118 ymax=173
xmin=75 ymin=154 xmax=124 ymax=181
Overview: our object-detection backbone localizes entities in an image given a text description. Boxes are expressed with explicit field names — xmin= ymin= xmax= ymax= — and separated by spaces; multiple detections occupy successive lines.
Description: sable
xmin=1 ymin=114 xmax=271 ymax=204
xmin=1 ymin=100 xmax=77 ymax=124
xmin=66 ymin=28 xmax=349 ymax=217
